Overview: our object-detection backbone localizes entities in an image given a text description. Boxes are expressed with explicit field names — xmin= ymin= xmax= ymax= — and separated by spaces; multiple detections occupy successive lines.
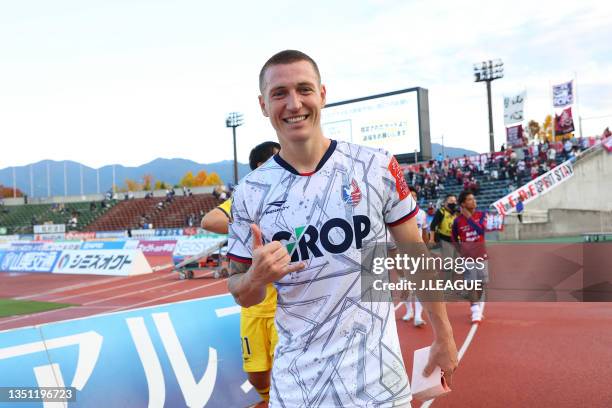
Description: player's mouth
xmin=283 ymin=114 xmax=309 ymax=124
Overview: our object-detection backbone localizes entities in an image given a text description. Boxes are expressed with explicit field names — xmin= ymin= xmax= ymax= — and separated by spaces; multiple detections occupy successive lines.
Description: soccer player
xmin=401 ymin=187 xmax=429 ymax=326
xmin=201 ymin=141 xmax=280 ymax=406
xmin=227 ymin=50 xmax=457 ymax=407
xmin=451 ymin=190 xmax=488 ymax=323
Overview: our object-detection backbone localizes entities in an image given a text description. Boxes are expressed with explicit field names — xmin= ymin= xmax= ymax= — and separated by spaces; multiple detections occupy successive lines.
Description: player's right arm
xmin=201 ymin=208 xmax=230 ymax=234
xmin=228 ymin=224 xmax=304 ymax=308
xmin=202 ymin=199 xmax=232 ymax=234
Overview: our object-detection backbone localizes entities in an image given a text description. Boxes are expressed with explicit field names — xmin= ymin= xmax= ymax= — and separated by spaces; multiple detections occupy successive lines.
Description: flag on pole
xmin=504 ymin=91 xmax=526 ymax=125
xmin=555 ymin=107 xmax=575 ymax=135
xmin=552 ymin=81 xmax=574 ymax=108
xmin=506 ymin=124 xmax=524 ymax=148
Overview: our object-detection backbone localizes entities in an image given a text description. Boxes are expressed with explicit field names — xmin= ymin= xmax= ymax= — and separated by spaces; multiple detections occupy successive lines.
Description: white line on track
xmin=110 ymin=277 xmax=227 ymax=312
xmin=151 ymin=263 xmax=174 ymax=272
xmin=215 ymin=305 xmax=241 ymax=318
xmin=420 ymin=302 xmax=486 ymax=408
xmin=45 ymin=271 xmax=178 ymax=302
xmin=15 ymin=276 xmax=125 ymax=300
xmin=0 ymin=271 xmax=213 ymax=328
xmin=79 ymin=270 xmax=215 ymax=307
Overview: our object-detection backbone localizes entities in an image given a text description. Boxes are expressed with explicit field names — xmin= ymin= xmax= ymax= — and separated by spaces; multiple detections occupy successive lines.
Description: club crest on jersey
xmin=342 ymin=179 xmax=362 ymax=206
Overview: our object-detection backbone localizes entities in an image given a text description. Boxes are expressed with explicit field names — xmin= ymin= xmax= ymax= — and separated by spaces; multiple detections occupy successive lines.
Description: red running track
xmin=1 ymin=267 xmax=611 ymax=407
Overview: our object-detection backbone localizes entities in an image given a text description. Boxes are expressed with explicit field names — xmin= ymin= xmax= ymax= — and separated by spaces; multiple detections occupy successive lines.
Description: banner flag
xmin=504 ymin=91 xmax=526 ymax=125
xmin=555 ymin=107 xmax=575 ymax=135
xmin=506 ymin=124 xmax=524 ymax=148
xmin=553 ymin=80 xmax=574 ymax=108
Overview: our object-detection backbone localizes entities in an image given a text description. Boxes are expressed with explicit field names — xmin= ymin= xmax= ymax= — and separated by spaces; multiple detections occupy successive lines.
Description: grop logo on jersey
xmin=272 ymin=215 xmax=371 ymax=262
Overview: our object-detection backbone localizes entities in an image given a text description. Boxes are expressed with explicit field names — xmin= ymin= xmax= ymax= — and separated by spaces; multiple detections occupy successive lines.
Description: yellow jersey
xmin=217 ymin=198 xmax=232 ymax=220
xmin=241 ymin=283 xmax=277 ymax=318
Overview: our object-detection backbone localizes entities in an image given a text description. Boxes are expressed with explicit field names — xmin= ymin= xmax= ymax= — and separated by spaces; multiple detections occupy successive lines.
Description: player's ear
xmin=319 ymin=84 xmax=326 ymax=107
xmin=258 ymin=95 xmax=269 ymax=117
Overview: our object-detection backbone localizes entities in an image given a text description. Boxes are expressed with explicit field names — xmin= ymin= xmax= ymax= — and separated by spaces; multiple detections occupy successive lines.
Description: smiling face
xmin=258 ymin=60 xmax=326 ymax=143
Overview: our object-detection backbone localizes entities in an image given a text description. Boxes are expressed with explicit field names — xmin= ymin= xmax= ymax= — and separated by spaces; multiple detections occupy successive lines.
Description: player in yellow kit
xmin=201 ymin=141 xmax=280 ymax=406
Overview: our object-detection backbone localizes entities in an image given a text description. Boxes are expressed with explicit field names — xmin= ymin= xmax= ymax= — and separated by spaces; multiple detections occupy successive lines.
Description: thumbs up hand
xmin=248 ymin=224 xmax=305 ymax=286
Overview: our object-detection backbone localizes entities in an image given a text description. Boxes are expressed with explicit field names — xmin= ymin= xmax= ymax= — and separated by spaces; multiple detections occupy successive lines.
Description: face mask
xmin=447 ymin=203 xmax=457 ymax=211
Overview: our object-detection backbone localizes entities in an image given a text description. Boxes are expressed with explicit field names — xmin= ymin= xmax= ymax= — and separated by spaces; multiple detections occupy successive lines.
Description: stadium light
xmin=473 ymin=59 xmax=504 ymax=152
xmin=225 ymin=112 xmax=244 ymax=185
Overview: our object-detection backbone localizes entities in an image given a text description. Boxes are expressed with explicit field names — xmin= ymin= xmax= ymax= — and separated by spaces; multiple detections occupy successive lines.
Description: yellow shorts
xmin=240 ymin=314 xmax=278 ymax=372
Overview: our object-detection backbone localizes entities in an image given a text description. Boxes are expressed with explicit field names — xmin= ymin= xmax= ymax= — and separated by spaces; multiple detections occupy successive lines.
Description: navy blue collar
xmin=273 ymin=139 xmax=337 ymax=176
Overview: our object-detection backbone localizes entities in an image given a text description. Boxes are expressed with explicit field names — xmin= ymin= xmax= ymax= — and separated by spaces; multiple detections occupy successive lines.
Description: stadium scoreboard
xmin=322 ymin=87 xmax=432 ymax=162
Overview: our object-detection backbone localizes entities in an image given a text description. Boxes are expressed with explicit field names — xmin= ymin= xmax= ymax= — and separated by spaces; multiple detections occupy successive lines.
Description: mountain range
xmin=0 ymin=143 xmax=476 ymax=197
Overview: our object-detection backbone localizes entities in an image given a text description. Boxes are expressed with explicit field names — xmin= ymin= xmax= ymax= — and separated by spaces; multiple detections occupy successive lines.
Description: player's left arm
xmin=389 ymin=219 xmax=459 ymax=385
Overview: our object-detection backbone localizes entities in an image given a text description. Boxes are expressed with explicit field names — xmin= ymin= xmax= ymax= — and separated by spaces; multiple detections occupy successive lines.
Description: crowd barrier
xmin=0 ymin=294 xmax=259 ymax=408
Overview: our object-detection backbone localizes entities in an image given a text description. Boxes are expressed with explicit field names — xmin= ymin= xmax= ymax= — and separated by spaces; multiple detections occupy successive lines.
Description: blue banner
xmin=80 ymin=241 xmax=127 ymax=250
xmin=8 ymin=242 xmax=44 ymax=251
xmin=0 ymin=295 xmax=258 ymax=408
xmin=0 ymin=250 xmax=60 ymax=273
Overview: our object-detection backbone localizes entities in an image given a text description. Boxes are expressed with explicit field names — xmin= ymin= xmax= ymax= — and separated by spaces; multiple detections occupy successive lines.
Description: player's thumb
xmin=251 ymin=224 xmax=263 ymax=249
xmin=423 ymin=358 xmax=435 ymax=377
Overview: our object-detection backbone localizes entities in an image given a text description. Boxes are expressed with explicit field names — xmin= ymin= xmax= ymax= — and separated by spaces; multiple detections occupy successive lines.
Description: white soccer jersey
xmin=228 ymin=140 xmax=417 ymax=408
xmin=415 ymin=208 xmax=428 ymax=234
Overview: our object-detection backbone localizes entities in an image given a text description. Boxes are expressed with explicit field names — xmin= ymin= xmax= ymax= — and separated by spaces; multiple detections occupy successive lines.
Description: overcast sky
xmin=2 ymin=0 xmax=611 ymax=168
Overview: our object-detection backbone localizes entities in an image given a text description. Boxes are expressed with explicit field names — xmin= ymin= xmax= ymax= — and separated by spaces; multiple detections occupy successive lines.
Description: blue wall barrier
xmin=0 ymin=295 xmax=258 ymax=408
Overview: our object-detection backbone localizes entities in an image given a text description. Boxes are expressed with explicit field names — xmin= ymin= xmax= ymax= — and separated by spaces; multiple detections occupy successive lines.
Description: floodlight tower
xmin=473 ymin=59 xmax=504 ymax=152
xmin=226 ymin=112 xmax=244 ymax=185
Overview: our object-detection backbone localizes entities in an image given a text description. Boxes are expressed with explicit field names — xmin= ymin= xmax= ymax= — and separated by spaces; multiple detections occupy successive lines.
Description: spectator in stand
xmin=547 ymin=145 xmax=556 ymax=163
xmin=68 ymin=213 xmax=78 ymax=229
xmin=451 ymin=190 xmax=488 ymax=323
xmin=157 ymin=201 xmax=165 ymax=211
xmin=530 ymin=164 xmax=539 ymax=180
xmin=490 ymin=168 xmax=499 ymax=180
xmin=183 ymin=186 xmax=188 ymax=196
xmin=517 ymin=159 xmax=526 ymax=183
xmin=580 ymin=136 xmax=589 ymax=150
xmin=90 ymin=202 xmax=97 ymax=212
xmin=468 ymin=176 xmax=480 ymax=194
xmin=563 ymin=138 xmax=573 ymax=160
